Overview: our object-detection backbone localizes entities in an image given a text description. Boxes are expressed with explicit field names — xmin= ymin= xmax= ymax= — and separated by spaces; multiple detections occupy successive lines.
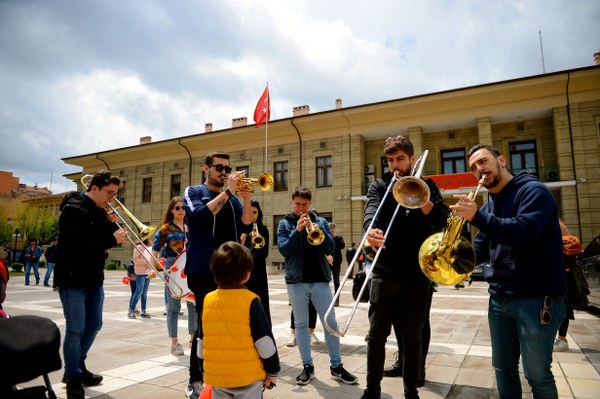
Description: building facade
xmin=63 ymin=66 xmax=600 ymax=268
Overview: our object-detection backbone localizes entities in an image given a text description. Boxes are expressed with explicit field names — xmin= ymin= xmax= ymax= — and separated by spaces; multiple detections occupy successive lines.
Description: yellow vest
xmin=202 ymin=288 xmax=266 ymax=387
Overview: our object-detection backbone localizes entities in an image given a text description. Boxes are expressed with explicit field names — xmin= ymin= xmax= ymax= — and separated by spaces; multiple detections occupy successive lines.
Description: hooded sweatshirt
xmin=471 ymin=171 xmax=566 ymax=298
xmin=54 ymin=192 xmax=118 ymax=288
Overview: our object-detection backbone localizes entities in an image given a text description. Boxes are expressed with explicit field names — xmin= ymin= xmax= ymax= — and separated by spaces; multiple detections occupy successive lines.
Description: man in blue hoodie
xmin=182 ymin=151 xmax=253 ymax=399
xmin=452 ymin=144 xmax=566 ymax=399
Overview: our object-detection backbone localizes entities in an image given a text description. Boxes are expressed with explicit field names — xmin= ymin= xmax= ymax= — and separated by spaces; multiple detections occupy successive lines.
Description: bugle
xmin=230 ymin=172 xmax=274 ymax=193
xmin=249 ymin=223 xmax=266 ymax=249
xmin=303 ymin=212 xmax=325 ymax=246
xmin=418 ymin=174 xmax=487 ymax=285
xmin=324 ymin=150 xmax=430 ymax=337
xmin=80 ymin=175 xmax=184 ymax=298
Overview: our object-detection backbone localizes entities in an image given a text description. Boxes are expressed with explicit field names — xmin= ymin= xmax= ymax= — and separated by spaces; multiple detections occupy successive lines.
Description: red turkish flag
xmin=253 ymin=86 xmax=270 ymax=128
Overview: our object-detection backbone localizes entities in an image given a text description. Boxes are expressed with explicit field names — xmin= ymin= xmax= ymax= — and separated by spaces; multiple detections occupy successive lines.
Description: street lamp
xmin=12 ymin=228 xmax=19 ymax=264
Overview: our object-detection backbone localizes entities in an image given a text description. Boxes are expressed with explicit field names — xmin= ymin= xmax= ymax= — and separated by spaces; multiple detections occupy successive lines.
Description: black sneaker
xmin=82 ymin=368 xmax=103 ymax=386
xmin=296 ymin=364 xmax=315 ymax=385
xmin=383 ymin=359 xmax=403 ymax=377
xmin=66 ymin=375 xmax=84 ymax=399
xmin=330 ymin=364 xmax=358 ymax=384
xmin=360 ymin=388 xmax=382 ymax=399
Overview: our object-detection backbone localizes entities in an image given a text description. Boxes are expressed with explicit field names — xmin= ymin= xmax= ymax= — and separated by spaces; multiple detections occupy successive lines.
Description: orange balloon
xmin=199 ymin=384 xmax=212 ymax=399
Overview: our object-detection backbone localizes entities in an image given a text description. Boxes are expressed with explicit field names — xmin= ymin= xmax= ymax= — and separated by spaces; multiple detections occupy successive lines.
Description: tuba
xmin=249 ymin=223 xmax=266 ymax=249
xmin=418 ymin=174 xmax=487 ymax=285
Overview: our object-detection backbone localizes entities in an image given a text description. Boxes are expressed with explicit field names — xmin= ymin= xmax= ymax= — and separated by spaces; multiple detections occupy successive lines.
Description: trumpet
xmin=230 ymin=172 xmax=274 ymax=193
xmin=324 ymin=150 xmax=430 ymax=337
xmin=418 ymin=174 xmax=487 ymax=285
xmin=303 ymin=212 xmax=325 ymax=246
xmin=249 ymin=223 xmax=266 ymax=249
xmin=80 ymin=174 xmax=184 ymax=297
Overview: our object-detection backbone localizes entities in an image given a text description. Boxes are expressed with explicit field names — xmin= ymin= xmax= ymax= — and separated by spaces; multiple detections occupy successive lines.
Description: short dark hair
xmin=291 ymin=185 xmax=312 ymax=201
xmin=204 ymin=151 xmax=230 ymax=166
xmin=250 ymin=199 xmax=264 ymax=225
xmin=384 ymin=135 xmax=414 ymax=157
xmin=467 ymin=144 xmax=502 ymax=159
xmin=210 ymin=241 xmax=254 ymax=287
xmin=87 ymin=170 xmax=121 ymax=192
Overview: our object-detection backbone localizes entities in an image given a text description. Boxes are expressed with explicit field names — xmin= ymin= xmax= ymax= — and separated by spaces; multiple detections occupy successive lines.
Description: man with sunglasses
xmin=182 ymin=151 xmax=253 ymax=399
xmin=54 ymin=169 xmax=127 ymax=399
xmin=453 ymin=144 xmax=566 ymax=399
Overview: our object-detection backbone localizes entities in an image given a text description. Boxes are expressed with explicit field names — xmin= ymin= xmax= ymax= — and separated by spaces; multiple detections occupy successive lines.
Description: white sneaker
xmin=310 ymin=332 xmax=320 ymax=345
xmin=171 ymin=343 xmax=184 ymax=356
xmin=553 ymin=338 xmax=569 ymax=352
xmin=286 ymin=333 xmax=297 ymax=347
xmin=185 ymin=381 xmax=203 ymax=399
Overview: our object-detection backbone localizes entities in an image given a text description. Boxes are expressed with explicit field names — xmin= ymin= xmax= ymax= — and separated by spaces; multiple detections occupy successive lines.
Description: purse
xmin=352 ymin=269 xmax=370 ymax=303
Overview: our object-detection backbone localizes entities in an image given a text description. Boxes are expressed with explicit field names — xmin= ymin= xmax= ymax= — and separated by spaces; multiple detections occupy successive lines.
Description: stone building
xmin=63 ymin=65 xmax=600 ymax=267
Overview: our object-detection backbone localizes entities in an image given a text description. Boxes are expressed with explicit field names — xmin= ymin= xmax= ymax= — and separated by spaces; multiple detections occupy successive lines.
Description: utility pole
xmin=539 ymin=30 xmax=546 ymax=74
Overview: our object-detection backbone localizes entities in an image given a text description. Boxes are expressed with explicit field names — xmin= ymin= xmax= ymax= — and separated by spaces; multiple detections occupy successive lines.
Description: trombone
xmin=230 ymin=172 xmax=274 ymax=193
xmin=323 ymin=150 xmax=430 ymax=337
xmin=303 ymin=212 xmax=325 ymax=245
xmin=80 ymin=175 xmax=184 ymax=297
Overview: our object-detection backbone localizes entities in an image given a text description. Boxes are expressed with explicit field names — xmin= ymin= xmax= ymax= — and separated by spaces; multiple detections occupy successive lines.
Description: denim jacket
xmin=277 ymin=213 xmax=335 ymax=284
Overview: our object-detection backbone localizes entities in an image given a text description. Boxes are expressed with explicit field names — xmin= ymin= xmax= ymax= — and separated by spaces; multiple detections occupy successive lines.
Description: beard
xmin=483 ymin=160 xmax=502 ymax=189
xmin=208 ymin=172 xmax=226 ymax=188
xmin=393 ymin=164 xmax=412 ymax=178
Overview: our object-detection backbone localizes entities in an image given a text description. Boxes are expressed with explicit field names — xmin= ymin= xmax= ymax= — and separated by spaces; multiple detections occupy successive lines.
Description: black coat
xmin=54 ymin=192 xmax=118 ymax=288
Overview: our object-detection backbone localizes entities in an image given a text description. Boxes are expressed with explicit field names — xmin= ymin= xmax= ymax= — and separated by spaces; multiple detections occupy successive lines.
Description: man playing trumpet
xmin=182 ymin=151 xmax=254 ymax=399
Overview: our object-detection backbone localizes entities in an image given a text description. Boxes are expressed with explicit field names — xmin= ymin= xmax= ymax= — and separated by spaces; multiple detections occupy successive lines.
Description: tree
xmin=15 ymin=205 xmax=59 ymax=245
xmin=0 ymin=208 xmax=13 ymax=248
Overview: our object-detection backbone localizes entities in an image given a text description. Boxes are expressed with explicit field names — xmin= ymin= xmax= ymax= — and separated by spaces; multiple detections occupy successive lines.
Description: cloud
xmin=1 ymin=0 xmax=599 ymax=194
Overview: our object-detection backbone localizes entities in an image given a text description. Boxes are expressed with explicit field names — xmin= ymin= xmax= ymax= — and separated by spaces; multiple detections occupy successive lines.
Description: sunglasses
xmin=540 ymin=296 xmax=552 ymax=325
xmin=209 ymin=164 xmax=232 ymax=173
xmin=173 ymin=206 xmax=183 ymax=211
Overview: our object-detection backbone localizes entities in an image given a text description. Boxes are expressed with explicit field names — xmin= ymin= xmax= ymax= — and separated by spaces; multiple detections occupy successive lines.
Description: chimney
xmin=232 ymin=117 xmax=248 ymax=128
xmin=139 ymin=136 xmax=152 ymax=145
xmin=595 ymin=50 xmax=600 ymax=65
xmin=335 ymin=99 xmax=343 ymax=109
xmin=205 ymin=123 xmax=213 ymax=133
xmin=292 ymin=105 xmax=310 ymax=117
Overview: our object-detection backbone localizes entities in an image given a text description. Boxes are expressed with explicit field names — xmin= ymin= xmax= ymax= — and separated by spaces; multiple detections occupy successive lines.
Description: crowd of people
xmin=8 ymin=137 xmax=585 ymax=399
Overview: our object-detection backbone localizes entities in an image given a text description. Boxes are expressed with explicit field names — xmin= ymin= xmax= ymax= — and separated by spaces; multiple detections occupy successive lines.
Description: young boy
xmin=198 ymin=241 xmax=279 ymax=398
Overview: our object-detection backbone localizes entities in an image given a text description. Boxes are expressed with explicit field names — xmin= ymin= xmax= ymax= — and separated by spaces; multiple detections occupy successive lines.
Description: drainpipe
xmin=290 ymin=119 xmax=303 ymax=184
xmin=178 ymin=139 xmax=193 ymax=186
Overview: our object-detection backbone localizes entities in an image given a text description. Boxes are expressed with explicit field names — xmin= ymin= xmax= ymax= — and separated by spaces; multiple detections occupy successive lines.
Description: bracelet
xmin=225 ymin=188 xmax=233 ymax=198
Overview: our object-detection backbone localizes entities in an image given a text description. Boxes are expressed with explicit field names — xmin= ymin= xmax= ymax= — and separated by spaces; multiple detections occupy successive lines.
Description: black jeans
xmin=366 ymin=276 xmax=430 ymax=396
xmin=331 ymin=263 xmax=341 ymax=297
xmin=187 ymin=274 xmax=217 ymax=383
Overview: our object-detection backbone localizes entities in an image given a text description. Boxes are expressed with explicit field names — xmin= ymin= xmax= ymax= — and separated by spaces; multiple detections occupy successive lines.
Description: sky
xmin=1 ymin=0 xmax=599 ymax=194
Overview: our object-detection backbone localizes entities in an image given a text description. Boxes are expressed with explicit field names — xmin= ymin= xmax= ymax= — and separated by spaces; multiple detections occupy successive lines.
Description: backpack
xmin=564 ymin=255 xmax=590 ymax=310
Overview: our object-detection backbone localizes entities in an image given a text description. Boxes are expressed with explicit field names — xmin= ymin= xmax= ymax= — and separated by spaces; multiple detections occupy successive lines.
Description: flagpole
xmin=264 ymin=82 xmax=269 ymax=172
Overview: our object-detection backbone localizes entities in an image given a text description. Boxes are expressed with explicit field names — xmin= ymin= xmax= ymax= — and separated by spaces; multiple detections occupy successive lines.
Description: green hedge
xmin=105 ymin=262 xmax=118 ymax=270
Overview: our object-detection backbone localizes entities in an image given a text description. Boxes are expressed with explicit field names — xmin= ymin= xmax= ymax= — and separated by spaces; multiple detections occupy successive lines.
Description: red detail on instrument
xmin=171 ymin=266 xmax=178 ymax=272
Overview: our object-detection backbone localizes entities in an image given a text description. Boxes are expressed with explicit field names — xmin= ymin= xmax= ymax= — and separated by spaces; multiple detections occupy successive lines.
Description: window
xmin=441 ymin=148 xmax=466 ymax=174
xmin=381 ymin=156 xmax=389 ymax=176
xmin=274 ymin=161 xmax=288 ymax=191
xmin=509 ymin=140 xmax=538 ymax=176
xmin=142 ymin=177 xmax=152 ymax=203
xmin=170 ymin=174 xmax=181 ymax=198
xmin=273 ymin=215 xmax=286 ymax=245
xmin=118 ymin=180 xmax=126 ymax=205
xmin=237 ymin=165 xmax=249 ymax=174
xmin=316 ymin=156 xmax=333 ymax=187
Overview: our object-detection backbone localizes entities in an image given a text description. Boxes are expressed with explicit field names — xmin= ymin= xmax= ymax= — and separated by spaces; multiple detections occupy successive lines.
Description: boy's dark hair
xmin=468 ymin=144 xmax=502 ymax=159
xmin=210 ymin=241 xmax=254 ymax=287
xmin=87 ymin=170 xmax=121 ymax=192
xmin=204 ymin=151 xmax=230 ymax=166
xmin=291 ymin=185 xmax=312 ymax=201
xmin=384 ymin=135 xmax=414 ymax=157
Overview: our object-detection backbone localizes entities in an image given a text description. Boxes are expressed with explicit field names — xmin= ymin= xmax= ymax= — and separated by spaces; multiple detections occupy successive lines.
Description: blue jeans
xmin=25 ymin=261 xmax=39 ymax=284
xmin=166 ymin=295 xmax=198 ymax=338
xmin=59 ymin=286 xmax=104 ymax=378
xmin=44 ymin=262 xmax=54 ymax=285
xmin=287 ymin=282 xmax=342 ymax=368
xmin=129 ymin=274 xmax=150 ymax=312
xmin=488 ymin=295 xmax=566 ymax=399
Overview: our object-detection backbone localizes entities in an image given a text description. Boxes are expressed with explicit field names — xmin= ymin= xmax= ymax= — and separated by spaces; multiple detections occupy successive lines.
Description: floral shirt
xmin=153 ymin=221 xmax=186 ymax=260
